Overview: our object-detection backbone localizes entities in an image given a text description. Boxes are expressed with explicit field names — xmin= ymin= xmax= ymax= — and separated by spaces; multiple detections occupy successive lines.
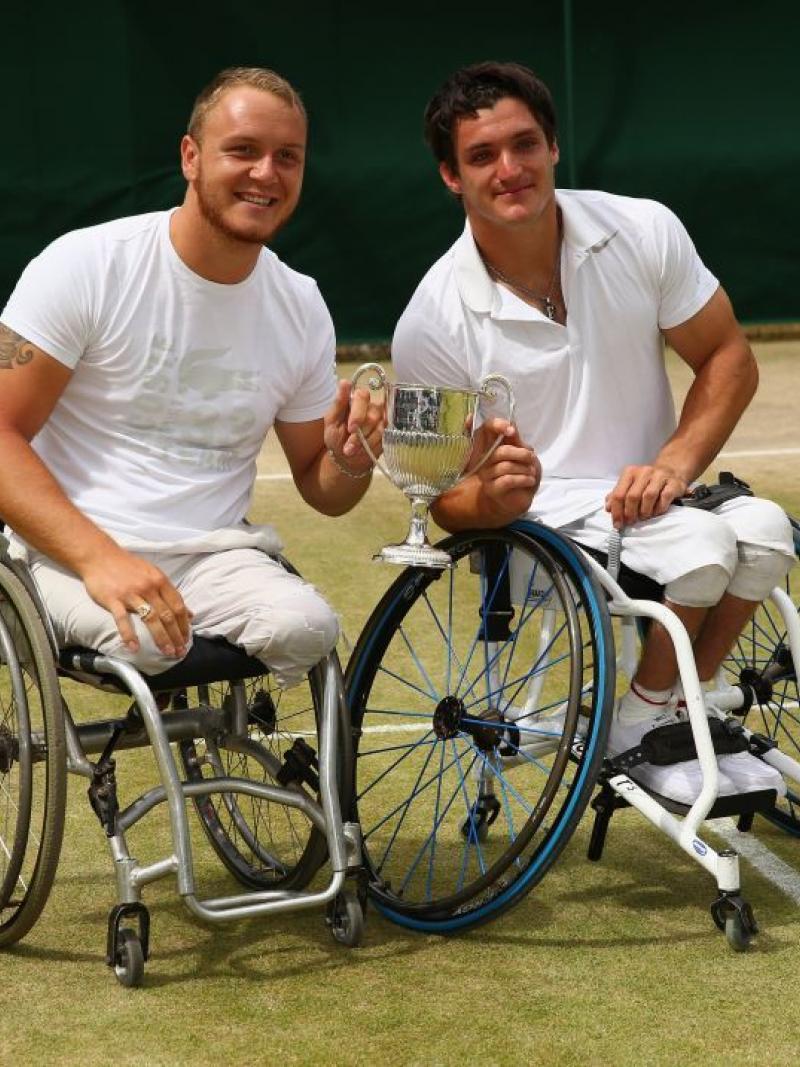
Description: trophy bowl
xmin=352 ymin=363 xmax=515 ymax=568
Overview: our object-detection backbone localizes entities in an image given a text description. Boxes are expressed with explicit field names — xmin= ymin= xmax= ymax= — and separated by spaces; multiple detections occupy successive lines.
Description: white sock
xmin=617 ymin=681 xmax=672 ymax=724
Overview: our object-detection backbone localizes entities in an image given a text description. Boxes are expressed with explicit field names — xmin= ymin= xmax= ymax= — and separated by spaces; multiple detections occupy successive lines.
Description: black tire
xmin=722 ymin=516 xmax=800 ymax=834
xmin=179 ymin=651 xmax=351 ymax=892
xmin=328 ymin=890 xmax=365 ymax=947
xmin=345 ymin=523 xmax=614 ymax=932
xmin=0 ymin=563 xmax=66 ymax=946
xmin=114 ymin=927 xmax=145 ymax=987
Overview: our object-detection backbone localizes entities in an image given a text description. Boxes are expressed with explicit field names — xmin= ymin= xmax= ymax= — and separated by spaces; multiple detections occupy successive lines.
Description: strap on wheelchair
xmin=676 ymin=471 xmax=754 ymax=511
xmin=612 ymin=716 xmax=749 ymax=771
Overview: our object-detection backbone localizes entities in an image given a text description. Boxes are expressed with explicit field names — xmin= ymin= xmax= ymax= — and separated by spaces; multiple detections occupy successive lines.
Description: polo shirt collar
xmin=454 ymin=190 xmax=617 ymax=314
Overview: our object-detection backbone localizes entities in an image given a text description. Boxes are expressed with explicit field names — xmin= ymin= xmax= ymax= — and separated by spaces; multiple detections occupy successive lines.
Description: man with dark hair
xmin=0 ymin=66 xmax=383 ymax=688
xmin=393 ymin=60 xmax=795 ymax=804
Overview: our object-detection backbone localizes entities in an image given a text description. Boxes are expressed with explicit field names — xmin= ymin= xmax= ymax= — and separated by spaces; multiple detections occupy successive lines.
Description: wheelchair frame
xmin=344 ymin=516 xmax=800 ymax=951
xmin=0 ymin=538 xmax=366 ymax=986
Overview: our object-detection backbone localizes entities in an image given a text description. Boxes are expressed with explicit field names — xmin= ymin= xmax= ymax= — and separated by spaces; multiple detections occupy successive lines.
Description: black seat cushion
xmin=59 ymin=635 xmax=268 ymax=692
xmin=578 ymin=545 xmax=664 ymax=602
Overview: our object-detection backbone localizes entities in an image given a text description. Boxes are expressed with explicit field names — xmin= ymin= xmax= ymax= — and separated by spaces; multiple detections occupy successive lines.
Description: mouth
xmin=496 ymin=183 xmax=534 ymax=198
xmin=237 ymin=193 xmax=278 ymax=207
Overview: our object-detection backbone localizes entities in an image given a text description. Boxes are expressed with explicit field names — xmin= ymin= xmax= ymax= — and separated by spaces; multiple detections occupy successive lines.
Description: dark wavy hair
xmin=424 ymin=61 xmax=557 ymax=172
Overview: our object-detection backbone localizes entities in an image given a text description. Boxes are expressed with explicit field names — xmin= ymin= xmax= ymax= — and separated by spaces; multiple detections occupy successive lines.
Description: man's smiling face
xmin=181 ymin=86 xmax=307 ymax=246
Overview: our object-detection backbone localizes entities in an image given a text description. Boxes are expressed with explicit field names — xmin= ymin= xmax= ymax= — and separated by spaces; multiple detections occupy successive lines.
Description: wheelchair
xmin=344 ymin=514 xmax=800 ymax=950
xmin=0 ymin=534 xmax=366 ymax=987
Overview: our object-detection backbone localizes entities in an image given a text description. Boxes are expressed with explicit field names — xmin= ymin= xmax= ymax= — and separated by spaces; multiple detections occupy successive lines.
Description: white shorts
xmin=21 ymin=544 xmax=338 ymax=690
xmin=559 ymin=495 xmax=795 ymax=587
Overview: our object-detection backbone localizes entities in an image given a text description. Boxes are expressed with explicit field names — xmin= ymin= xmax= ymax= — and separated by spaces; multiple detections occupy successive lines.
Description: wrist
xmin=326 ymin=446 xmax=373 ymax=480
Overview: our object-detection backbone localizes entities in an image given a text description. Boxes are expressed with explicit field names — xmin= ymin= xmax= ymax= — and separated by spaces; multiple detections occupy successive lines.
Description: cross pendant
xmin=544 ymin=297 xmax=556 ymax=320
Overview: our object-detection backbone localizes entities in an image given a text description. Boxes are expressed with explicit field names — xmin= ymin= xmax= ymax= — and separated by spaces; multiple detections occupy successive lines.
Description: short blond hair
xmin=187 ymin=66 xmax=306 ymax=141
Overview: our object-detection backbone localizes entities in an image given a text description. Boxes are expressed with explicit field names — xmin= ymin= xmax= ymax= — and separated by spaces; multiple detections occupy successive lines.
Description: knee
xmin=728 ymin=543 xmax=795 ymax=601
xmin=665 ymin=563 xmax=731 ymax=608
xmin=244 ymin=597 xmax=339 ymax=685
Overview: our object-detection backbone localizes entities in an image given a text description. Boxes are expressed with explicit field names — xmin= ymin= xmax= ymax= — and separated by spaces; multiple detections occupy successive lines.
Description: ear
xmin=180 ymin=135 xmax=200 ymax=181
xmin=439 ymin=161 xmax=462 ymax=196
xmin=550 ymin=138 xmax=560 ymax=166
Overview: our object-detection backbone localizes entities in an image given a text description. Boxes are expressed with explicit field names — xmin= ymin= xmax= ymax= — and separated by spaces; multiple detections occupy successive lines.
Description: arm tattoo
xmin=0 ymin=325 xmax=37 ymax=370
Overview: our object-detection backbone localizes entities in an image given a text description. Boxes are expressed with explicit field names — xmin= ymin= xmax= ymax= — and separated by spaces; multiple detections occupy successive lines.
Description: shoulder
xmin=399 ymin=240 xmax=461 ymax=322
xmin=253 ymin=247 xmax=330 ymax=320
xmin=26 ymin=211 xmax=167 ymax=275
xmin=560 ymin=188 xmax=680 ymax=239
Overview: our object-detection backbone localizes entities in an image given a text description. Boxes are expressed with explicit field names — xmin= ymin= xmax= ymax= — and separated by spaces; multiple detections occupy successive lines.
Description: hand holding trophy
xmin=351 ymin=363 xmax=515 ymax=568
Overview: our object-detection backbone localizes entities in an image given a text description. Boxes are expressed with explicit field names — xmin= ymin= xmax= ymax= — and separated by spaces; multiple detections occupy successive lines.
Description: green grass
xmin=2 ymin=345 xmax=800 ymax=1066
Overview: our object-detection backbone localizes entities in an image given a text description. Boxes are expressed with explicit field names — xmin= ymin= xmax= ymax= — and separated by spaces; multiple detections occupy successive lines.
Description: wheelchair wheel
xmin=722 ymin=517 xmax=800 ymax=834
xmin=346 ymin=523 xmax=614 ymax=932
xmin=0 ymin=564 xmax=66 ymax=946
xmin=180 ymin=652 xmax=351 ymax=891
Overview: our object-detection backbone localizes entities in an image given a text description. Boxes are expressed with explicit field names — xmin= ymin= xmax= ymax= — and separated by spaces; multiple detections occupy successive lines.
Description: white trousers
xmin=559 ymin=495 xmax=795 ymax=606
xmin=23 ymin=545 xmax=338 ymax=689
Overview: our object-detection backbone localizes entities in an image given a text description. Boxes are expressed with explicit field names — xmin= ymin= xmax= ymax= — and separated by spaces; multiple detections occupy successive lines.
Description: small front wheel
xmin=114 ymin=928 xmax=145 ymax=988
xmin=725 ymin=913 xmax=752 ymax=953
xmin=327 ymin=890 xmax=365 ymax=948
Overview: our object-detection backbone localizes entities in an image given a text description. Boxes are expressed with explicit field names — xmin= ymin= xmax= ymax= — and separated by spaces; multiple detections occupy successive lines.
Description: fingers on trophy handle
xmin=460 ymin=373 xmax=517 ymax=480
xmin=480 ymin=372 xmax=516 ymax=426
xmin=351 ymin=361 xmax=389 ymax=476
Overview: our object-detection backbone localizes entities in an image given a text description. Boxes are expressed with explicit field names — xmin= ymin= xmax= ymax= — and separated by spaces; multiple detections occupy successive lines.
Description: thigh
xmin=561 ymin=504 xmax=739 ymax=586
xmin=25 ymin=552 xmax=185 ymax=671
xmin=713 ymin=496 xmax=795 ymax=556
xmin=178 ymin=549 xmax=334 ymax=632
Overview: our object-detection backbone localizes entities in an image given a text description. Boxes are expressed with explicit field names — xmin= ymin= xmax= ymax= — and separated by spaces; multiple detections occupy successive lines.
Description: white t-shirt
xmin=392 ymin=190 xmax=719 ymax=527
xmin=1 ymin=211 xmax=336 ymax=542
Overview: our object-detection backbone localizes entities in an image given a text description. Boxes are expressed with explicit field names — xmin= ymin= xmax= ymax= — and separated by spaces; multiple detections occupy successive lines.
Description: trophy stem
xmin=374 ymin=495 xmax=454 ymax=569
xmin=407 ymin=497 xmax=433 ymax=548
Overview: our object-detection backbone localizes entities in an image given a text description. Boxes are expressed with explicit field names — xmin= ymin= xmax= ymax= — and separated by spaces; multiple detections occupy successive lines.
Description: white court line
xmin=255 ymin=445 xmax=800 ymax=483
xmin=708 ymin=817 xmax=800 ymax=904
xmin=255 ymin=470 xmax=385 ymax=482
xmin=718 ymin=447 xmax=800 ymax=459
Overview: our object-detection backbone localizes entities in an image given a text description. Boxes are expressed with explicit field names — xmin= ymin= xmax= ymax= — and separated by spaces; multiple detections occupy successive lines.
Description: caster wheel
xmin=327 ymin=890 xmax=365 ymax=948
xmin=725 ymin=913 xmax=752 ymax=953
xmin=114 ymin=927 xmax=145 ymax=987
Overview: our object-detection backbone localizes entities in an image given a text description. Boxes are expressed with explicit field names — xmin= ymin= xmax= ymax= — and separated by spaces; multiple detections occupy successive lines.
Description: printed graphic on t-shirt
xmin=125 ymin=335 xmax=262 ymax=471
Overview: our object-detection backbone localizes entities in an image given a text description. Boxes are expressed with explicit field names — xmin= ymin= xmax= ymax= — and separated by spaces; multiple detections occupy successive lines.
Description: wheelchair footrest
xmin=612 ymin=717 xmax=748 ymax=772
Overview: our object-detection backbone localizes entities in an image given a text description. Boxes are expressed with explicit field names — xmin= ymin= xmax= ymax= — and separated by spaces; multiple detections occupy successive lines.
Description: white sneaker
xmin=607 ymin=707 xmax=740 ymax=806
xmin=717 ymin=751 xmax=787 ymax=797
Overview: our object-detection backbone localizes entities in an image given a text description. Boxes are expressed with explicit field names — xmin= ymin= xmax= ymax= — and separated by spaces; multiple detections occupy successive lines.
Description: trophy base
xmin=373 ymin=542 xmax=454 ymax=569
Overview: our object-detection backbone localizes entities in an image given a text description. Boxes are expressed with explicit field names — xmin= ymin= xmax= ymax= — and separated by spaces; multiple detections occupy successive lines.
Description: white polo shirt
xmin=392 ymin=189 xmax=719 ymax=527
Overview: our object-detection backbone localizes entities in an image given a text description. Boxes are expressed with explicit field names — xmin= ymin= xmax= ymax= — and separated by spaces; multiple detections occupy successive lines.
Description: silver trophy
xmin=352 ymin=363 xmax=515 ymax=568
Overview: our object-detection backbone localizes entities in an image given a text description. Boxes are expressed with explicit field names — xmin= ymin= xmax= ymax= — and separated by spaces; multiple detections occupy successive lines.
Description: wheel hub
xmin=0 ymin=723 xmax=18 ymax=774
xmin=432 ymin=695 xmax=464 ymax=740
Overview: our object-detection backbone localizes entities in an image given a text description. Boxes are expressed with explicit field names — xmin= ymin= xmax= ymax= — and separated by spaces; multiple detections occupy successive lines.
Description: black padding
xmin=59 ymin=636 xmax=267 ymax=692
xmin=578 ymin=545 xmax=664 ymax=602
xmin=614 ymin=717 xmax=749 ymax=771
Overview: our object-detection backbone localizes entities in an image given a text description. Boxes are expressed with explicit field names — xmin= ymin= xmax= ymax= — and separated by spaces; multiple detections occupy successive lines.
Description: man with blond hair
xmin=0 ymin=66 xmax=382 ymax=687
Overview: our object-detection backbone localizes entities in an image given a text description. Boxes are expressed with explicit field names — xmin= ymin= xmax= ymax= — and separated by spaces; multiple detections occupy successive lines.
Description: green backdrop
xmin=2 ymin=1 xmax=798 ymax=341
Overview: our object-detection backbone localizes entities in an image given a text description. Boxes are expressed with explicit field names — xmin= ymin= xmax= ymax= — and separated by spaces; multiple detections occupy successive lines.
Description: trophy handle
xmin=459 ymin=373 xmax=516 ymax=481
xmin=351 ymin=362 xmax=391 ymax=478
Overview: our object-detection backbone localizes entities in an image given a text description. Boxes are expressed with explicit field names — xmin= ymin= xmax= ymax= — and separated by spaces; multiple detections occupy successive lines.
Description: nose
xmin=249 ymin=154 xmax=276 ymax=182
xmin=496 ymin=150 xmax=522 ymax=181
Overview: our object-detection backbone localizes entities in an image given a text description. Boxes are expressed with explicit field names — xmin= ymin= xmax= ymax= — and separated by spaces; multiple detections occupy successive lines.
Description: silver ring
xmin=136 ymin=602 xmax=153 ymax=621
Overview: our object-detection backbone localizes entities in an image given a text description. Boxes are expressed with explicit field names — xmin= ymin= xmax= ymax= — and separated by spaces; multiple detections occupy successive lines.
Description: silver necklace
xmin=482 ymin=230 xmax=563 ymax=320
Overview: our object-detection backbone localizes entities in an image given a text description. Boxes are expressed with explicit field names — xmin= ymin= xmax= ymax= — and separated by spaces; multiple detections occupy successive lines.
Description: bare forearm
xmin=0 ymin=430 xmax=120 ymax=573
xmin=295 ymin=449 xmax=373 ymax=516
xmin=656 ymin=340 xmax=757 ymax=484
xmin=431 ymin=476 xmax=527 ymax=532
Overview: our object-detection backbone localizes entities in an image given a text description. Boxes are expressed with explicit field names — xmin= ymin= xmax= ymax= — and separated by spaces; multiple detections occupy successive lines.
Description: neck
xmin=170 ymin=199 xmax=262 ymax=284
xmin=472 ymin=200 xmax=561 ymax=285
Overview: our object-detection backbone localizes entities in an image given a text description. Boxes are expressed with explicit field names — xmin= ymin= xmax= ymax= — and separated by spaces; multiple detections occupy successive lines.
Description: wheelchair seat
xmin=59 ymin=635 xmax=269 ymax=691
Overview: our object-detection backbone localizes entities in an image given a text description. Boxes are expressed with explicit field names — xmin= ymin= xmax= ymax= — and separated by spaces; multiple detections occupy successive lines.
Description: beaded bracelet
xmin=326 ymin=447 xmax=373 ymax=479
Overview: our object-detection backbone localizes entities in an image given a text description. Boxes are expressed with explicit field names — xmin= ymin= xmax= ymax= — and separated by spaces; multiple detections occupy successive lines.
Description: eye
xmin=467 ymin=149 xmax=493 ymax=165
xmin=277 ymin=147 xmax=302 ymax=165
